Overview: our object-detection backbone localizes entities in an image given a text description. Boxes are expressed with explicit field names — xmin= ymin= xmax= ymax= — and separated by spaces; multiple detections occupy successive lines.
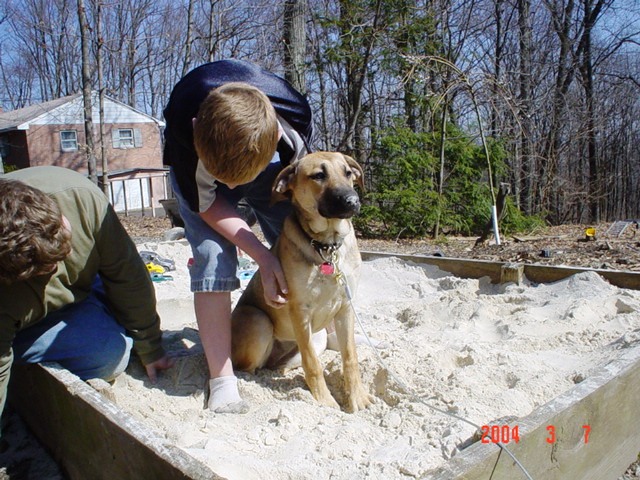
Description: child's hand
xmin=144 ymin=354 xmax=176 ymax=383
xmin=258 ymin=252 xmax=288 ymax=308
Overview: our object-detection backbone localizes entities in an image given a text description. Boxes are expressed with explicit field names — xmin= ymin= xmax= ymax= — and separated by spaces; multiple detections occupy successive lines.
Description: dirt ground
xmin=1 ymin=214 xmax=639 ymax=479
xmin=360 ymin=223 xmax=640 ymax=271
xmin=120 ymin=215 xmax=640 ymax=272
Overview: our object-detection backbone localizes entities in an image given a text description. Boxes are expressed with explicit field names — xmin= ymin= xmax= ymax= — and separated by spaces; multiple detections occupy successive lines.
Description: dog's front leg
xmin=292 ymin=309 xmax=340 ymax=409
xmin=334 ymin=307 xmax=374 ymax=413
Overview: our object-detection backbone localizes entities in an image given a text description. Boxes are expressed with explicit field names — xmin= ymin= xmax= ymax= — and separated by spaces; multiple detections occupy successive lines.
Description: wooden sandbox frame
xmin=8 ymin=253 xmax=640 ymax=480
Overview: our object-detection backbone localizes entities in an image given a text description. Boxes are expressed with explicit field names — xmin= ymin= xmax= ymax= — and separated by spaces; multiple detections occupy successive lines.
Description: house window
xmin=60 ymin=130 xmax=78 ymax=152
xmin=118 ymin=128 xmax=134 ymax=148
xmin=112 ymin=128 xmax=142 ymax=149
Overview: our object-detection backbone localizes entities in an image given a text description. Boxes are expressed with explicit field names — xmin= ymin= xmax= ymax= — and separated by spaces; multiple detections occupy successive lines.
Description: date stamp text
xmin=479 ymin=424 xmax=591 ymax=445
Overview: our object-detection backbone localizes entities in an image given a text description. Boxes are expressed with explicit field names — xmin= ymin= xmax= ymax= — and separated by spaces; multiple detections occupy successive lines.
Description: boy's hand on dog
xmin=258 ymin=252 xmax=289 ymax=308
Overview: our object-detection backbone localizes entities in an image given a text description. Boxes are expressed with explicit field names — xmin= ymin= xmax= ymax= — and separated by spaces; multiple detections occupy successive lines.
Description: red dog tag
xmin=320 ymin=262 xmax=335 ymax=275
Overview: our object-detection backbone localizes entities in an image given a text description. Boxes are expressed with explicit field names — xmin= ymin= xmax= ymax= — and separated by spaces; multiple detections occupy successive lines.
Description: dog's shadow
xmin=241 ymin=351 xmax=348 ymax=408
xmin=243 ymin=368 xmax=307 ymax=396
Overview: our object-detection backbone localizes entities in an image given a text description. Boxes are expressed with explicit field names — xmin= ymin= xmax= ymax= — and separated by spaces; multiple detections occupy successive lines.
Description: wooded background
xmin=0 ymin=0 xmax=638 ymax=236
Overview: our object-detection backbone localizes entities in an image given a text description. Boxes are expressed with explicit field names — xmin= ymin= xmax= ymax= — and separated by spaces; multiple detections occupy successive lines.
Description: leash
xmin=332 ymin=265 xmax=534 ymax=480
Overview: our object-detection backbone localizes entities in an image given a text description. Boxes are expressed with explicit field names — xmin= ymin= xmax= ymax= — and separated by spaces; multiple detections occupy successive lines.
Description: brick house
xmin=0 ymin=92 xmax=169 ymax=215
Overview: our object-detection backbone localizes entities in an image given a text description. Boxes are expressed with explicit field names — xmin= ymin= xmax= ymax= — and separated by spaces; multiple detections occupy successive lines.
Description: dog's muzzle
xmin=318 ymin=187 xmax=361 ymax=219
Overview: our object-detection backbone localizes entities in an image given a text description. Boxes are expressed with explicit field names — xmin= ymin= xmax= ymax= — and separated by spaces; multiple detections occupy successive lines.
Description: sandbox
xmin=9 ymin=240 xmax=640 ymax=479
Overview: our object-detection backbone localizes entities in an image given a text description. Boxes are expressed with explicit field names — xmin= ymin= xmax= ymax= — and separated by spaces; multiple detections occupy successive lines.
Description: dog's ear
xmin=271 ymin=164 xmax=296 ymax=204
xmin=342 ymin=154 xmax=365 ymax=192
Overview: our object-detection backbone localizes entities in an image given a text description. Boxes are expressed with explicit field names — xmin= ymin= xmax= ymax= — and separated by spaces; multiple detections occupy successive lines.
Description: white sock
xmin=208 ymin=376 xmax=249 ymax=414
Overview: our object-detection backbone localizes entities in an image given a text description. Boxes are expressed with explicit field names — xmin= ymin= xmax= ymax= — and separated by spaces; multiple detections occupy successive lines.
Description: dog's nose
xmin=318 ymin=188 xmax=361 ymax=218
xmin=344 ymin=194 xmax=360 ymax=210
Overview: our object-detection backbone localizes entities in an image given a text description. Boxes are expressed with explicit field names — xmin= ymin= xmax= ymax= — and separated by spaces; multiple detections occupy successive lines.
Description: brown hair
xmin=193 ymin=82 xmax=279 ymax=185
xmin=0 ymin=178 xmax=72 ymax=284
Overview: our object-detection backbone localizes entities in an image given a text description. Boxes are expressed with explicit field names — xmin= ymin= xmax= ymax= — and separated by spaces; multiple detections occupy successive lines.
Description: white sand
xmin=107 ymin=240 xmax=640 ymax=479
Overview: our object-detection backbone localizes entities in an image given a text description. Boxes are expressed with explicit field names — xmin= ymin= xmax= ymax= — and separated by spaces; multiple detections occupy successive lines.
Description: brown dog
xmin=231 ymin=152 xmax=373 ymax=412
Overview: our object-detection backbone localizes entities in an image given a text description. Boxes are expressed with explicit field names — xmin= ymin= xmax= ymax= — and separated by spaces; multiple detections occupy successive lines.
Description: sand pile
xmin=106 ymin=240 xmax=640 ymax=479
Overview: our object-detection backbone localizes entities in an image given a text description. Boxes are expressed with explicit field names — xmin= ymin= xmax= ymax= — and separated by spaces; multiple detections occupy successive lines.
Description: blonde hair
xmin=194 ymin=82 xmax=279 ymax=185
xmin=0 ymin=178 xmax=72 ymax=284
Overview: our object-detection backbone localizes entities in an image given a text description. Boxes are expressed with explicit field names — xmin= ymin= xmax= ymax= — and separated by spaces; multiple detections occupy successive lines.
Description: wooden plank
xmin=360 ymin=251 xmax=640 ymax=290
xmin=512 ymin=234 xmax=570 ymax=242
xmin=361 ymin=251 xmax=504 ymax=283
xmin=429 ymin=346 xmax=640 ymax=479
xmin=8 ymin=363 xmax=221 ymax=480
xmin=524 ymin=264 xmax=640 ymax=290
xmin=501 ymin=263 xmax=524 ymax=285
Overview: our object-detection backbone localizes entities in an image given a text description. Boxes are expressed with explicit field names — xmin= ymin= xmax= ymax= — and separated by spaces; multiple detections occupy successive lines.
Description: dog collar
xmin=311 ymin=240 xmax=343 ymax=276
xmin=292 ymin=214 xmax=344 ymax=275
xmin=311 ymin=239 xmax=342 ymax=265
xmin=310 ymin=239 xmax=341 ymax=258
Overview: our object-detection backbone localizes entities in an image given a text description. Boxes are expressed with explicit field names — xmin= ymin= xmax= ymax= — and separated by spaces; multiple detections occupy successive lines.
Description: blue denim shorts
xmin=170 ymin=155 xmax=291 ymax=293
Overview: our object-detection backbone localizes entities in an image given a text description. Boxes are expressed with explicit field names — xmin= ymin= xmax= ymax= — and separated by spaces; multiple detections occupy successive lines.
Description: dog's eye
xmin=345 ymin=169 xmax=353 ymax=178
xmin=310 ymin=172 xmax=326 ymax=181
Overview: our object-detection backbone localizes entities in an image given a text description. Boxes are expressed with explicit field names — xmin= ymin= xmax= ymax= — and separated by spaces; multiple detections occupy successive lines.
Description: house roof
xmin=0 ymin=94 xmax=81 ymax=132
xmin=0 ymin=92 xmax=165 ymax=133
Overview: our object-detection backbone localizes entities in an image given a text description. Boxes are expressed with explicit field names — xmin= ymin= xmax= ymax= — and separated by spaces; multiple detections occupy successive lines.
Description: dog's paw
xmin=344 ymin=389 xmax=375 ymax=413
xmin=318 ymin=395 xmax=341 ymax=410
xmin=308 ymin=377 xmax=341 ymax=409
xmin=312 ymin=390 xmax=341 ymax=410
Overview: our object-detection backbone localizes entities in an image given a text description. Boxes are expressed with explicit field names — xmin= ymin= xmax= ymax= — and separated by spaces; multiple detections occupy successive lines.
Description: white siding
xmin=31 ymin=99 xmax=84 ymax=125
xmin=29 ymin=94 xmax=163 ymax=126
xmin=100 ymin=97 xmax=157 ymax=124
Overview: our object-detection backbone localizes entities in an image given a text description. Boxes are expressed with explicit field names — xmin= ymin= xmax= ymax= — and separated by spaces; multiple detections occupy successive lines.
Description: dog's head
xmin=273 ymin=152 xmax=364 ymax=224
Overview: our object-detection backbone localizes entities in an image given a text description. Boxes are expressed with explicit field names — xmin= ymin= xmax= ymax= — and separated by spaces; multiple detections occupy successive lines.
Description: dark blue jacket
xmin=163 ymin=59 xmax=313 ymax=212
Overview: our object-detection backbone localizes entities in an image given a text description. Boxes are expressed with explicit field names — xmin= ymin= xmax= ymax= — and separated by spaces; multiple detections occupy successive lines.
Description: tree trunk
xmin=208 ymin=0 xmax=218 ymax=62
xmin=434 ymin=97 xmax=448 ymax=239
xmin=542 ymin=0 xmax=576 ymax=224
xmin=580 ymin=0 xmax=602 ymax=222
xmin=517 ymin=0 xmax=533 ymax=215
xmin=182 ymin=0 xmax=195 ymax=77
xmin=337 ymin=0 xmax=382 ymax=158
xmin=77 ymin=0 xmax=97 ymax=184
xmin=97 ymin=1 xmax=109 ymax=196
xmin=283 ymin=0 xmax=307 ymax=94
xmin=490 ymin=0 xmax=504 ymax=138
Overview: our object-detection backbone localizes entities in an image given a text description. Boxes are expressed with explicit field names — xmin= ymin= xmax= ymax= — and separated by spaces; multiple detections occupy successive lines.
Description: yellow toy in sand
xmin=146 ymin=262 xmax=165 ymax=274
xmin=584 ymin=227 xmax=596 ymax=240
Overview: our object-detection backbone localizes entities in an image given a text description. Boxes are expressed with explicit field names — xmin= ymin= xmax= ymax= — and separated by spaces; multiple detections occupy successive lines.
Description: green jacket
xmin=0 ymin=166 xmax=164 ymax=415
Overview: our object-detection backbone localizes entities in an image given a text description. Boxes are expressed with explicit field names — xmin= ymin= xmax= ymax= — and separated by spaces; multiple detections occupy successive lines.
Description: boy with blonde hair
xmin=163 ymin=59 xmax=312 ymax=413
